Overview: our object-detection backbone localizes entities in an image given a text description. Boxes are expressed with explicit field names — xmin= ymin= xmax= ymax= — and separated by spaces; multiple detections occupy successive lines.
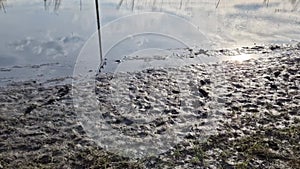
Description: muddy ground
xmin=0 ymin=44 xmax=299 ymax=168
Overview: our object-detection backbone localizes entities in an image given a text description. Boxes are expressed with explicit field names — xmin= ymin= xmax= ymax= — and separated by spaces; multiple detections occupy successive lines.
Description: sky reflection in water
xmin=0 ymin=0 xmax=300 ymax=85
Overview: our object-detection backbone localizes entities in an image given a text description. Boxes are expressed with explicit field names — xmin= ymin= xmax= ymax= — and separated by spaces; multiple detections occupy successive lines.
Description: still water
xmin=0 ymin=0 xmax=300 ymax=85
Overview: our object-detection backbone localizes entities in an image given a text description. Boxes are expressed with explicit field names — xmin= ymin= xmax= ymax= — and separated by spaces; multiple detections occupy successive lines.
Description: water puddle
xmin=0 ymin=0 xmax=300 ymax=84
xmin=224 ymin=53 xmax=260 ymax=62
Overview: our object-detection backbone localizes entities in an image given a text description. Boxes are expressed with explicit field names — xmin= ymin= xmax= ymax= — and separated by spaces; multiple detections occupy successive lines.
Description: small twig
xmin=179 ymin=0 xmax=183 ymax=9
xmin=131 ymin=0 xmax=135 ymax=11
xmin=292 ymin=0 xmax=300 ymax=11
xmin=117 ymin=0 xmax=124 ymax=10
xmin=216 ymin=0 xmax=221 ymax=8
xmin=0 ymin=0 xmax=7 ymax=13
xmin=80 ymin=0 xmax=82 ymax=11
xmin=264 ymin=0 xmax=270 ymax=7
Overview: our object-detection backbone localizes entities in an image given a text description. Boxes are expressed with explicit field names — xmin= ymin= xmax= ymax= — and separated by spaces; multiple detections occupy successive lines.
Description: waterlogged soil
xmin=0 ymin=44 xmax=299 ymax=168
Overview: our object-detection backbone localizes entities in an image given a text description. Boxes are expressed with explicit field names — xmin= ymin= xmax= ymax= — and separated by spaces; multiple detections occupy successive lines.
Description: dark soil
xmin=0 ymin=44 xmax=299 ymax=169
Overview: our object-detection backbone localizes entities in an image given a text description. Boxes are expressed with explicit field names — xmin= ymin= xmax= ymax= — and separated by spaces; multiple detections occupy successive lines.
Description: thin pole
xmin=95 ymin=0 xmax=103 ymax=67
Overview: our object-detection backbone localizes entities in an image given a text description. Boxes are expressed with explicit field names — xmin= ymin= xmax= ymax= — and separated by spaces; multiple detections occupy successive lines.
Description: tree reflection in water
xmin=43 ymin=0 xmax=83 ymax=11
xmin=44 ymin=0 xmax=62 ymax=11
xmin=1 ymin=0 xmax=299 ymax=13
xmin=117 ymin=0 xmax=300 ymax=11
xmin=0 ymin=0 xmax=7 ymax=13
xmin=117 ymin=0 xmax=191 ymax=11
xmin=263 ymin=0 xmax=299 ymax=9
xmin=289 ymin=0 xmax=300 ymax=11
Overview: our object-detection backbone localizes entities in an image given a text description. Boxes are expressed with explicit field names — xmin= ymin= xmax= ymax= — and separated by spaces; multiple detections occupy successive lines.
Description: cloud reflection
xmin=9 ymin=34 xmax=84 ymax=60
